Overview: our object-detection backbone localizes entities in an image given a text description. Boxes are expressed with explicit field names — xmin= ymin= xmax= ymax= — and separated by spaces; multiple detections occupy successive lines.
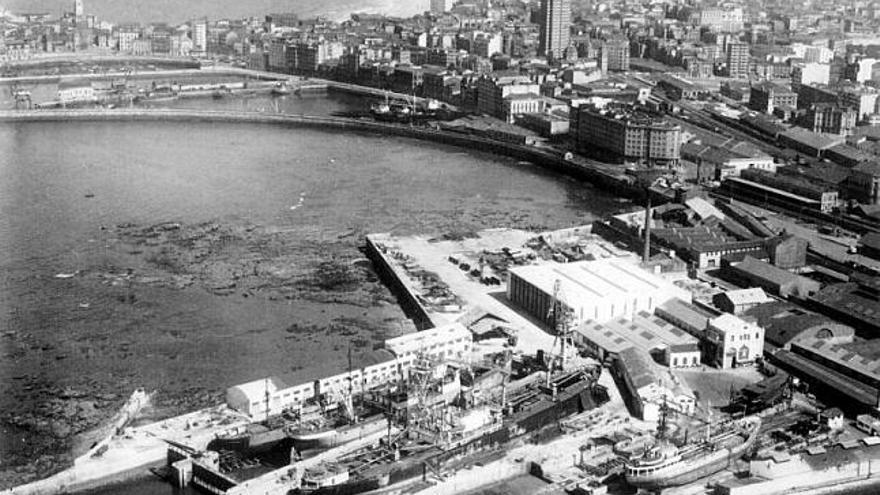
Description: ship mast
xmin=706 ymin=400 xmax=712 ymax=442
xmin=657 ymin=396 xmax=669 ymax=441
xmin=264 ymin=378 xmax=271 ymax=422
xmin=346 ymin=343 xmax=357 ymax=423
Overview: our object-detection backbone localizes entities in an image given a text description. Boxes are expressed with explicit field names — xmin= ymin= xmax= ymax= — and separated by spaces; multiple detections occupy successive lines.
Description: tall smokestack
xmin=643 ymin=190 xmax=652 ymax=265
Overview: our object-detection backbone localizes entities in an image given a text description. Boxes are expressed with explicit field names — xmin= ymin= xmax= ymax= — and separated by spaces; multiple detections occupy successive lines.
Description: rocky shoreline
xmin=110 ymin=220 xmax=397 ymax=306
xmin=0 ymin=219 xmax=410 ymax=490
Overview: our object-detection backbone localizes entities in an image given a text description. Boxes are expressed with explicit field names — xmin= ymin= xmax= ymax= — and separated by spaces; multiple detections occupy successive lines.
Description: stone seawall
xmin=363 ymin=234 xmax=434 ymax=330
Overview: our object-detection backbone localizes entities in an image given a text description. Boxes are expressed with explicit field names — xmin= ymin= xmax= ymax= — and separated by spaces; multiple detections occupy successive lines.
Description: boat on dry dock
xmin=167 ymin=357 xmax=608 ymax=495
xmin=623 ymin=413 xmax=761 ymax=489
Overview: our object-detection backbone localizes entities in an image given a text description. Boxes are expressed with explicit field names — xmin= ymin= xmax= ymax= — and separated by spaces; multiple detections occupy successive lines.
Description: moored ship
xmin=624 ymin=415 xmax=761 ymax=489
xmin=173 ymin=359 xmax=608 ymax=495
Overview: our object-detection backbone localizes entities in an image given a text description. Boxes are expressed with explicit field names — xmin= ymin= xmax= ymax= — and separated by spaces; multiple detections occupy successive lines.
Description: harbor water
xmin=0 ymin=92 xmax=623 ymax=491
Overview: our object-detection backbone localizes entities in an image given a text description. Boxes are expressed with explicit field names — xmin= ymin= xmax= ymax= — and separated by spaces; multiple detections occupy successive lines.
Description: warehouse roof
xmin=719 ymin=288 xmax=771 ymax=307
xmin=795 ymin=338 xmax=880 ymax=382
xmin=656 ymin=298 xmax=714 ymax=334
xmin=574 ymin=321 xmax=635 ymax=355
xmin=772 ymin=349 xmax=878 ymax=407
xmin=744 ymin=301 xmax=853 ymax=348
xmin=730 ymin=256 xmax=801 ymax=287
xmin=229 ymin=348 xmax=399 ymax=402
xmin=385 ymin=322 xmax=471 ymax=355
xmin=617 ymin=347 xmax=657 ymax=390
xmin=508 ymin=259 xmax=689 ymax=307
xmin=780 ymin=128 xmax=846 ymax=151
xmin=811 ymin=282 xmax=880 ymax=329
xmin=579 ymin=312 xmax=698 ymax=357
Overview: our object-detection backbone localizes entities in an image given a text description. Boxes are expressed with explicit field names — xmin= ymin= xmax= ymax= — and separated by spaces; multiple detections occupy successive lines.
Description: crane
xmin=546 ymin=279 xmax=574 ymax=378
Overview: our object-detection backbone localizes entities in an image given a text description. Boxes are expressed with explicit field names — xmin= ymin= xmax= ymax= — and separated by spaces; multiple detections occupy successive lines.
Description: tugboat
xmin=624 ymin=403 xmax=761 ymax=489
xmin=369 ymin=92 xmax=439 ymax=123
xmin=271 ymin=81 xmax=291 ymax=96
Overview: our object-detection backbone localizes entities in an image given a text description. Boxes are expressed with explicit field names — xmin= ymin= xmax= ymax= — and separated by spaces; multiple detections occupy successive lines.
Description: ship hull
xmin=207 ymin=428 xmax=289 ymax=455
xmin=293 ymin=474 xmax=388 ymax=495
xmin=625 ymin=419 xmax=760 ymax=490
xmin=293 ymin=415 xmax=386 ymax=452
xmin=625 ymin=452 xmax=738 ymax=489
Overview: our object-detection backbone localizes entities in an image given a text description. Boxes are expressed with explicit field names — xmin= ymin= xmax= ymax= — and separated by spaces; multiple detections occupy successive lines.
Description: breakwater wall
xmin=363 ymin=234 xmax=434 ymax=330
xmin=0 ymin=108 xmax=634 ymax=196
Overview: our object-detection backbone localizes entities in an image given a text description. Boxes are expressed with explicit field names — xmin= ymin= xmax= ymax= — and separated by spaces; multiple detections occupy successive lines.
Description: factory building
xmin=226 ymin=323 xmax=472 ymax=418
xmin=572 ymin=310 xmax=700 ymax=368
xmin=723 ymin=256 xmax=821 ymax=298
xmin=742 ymin=301 xmax=854 ymax=350
xmin=705 ymin=314 xmax=764 ymax=368
xmin=384 ymin=322 xmax=473 ymax=366
xmin=810 ymin=275 xmax=880 ymax=338
xmin=614 ymin=347 xmax=696 ymax=422
xmin=713 ymin=288 xmax=771 ymax=315
xmin=507 ymin=259 xmax=691 ymax=327
xmin=792 ymin=338 xmax=880 ymax=393
xmin=225 ymin=348 xmax=401 ymax=418
xmin=739 ymin=168 xmax=839 ymax=213
xmin=649 ymin=226 xmax=767 ymax=269
xmin=655 ymin=298 xmax=714 ymax=339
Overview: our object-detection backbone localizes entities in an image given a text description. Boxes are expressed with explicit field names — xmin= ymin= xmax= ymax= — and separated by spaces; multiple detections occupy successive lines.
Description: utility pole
xmin=643 ymin=189 xmax=652 ymax=265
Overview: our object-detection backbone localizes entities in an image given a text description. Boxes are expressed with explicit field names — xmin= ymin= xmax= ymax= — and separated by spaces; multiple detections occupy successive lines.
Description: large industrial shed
xmin=506 ymin=259 xmax=691 ymax=326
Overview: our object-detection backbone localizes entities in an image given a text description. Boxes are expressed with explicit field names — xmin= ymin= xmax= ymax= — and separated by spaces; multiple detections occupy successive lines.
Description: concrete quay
xmin=365 ymin=226 xmax=636 ymax=357
xmin=1 ymin=406 xmax=249 ymax=495
xmin=0 ymin=65 xmax=438 ymax=108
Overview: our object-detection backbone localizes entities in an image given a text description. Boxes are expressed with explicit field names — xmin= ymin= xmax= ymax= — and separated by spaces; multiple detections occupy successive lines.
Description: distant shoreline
xmin=0 ymin=0 xmax=431 ymax=25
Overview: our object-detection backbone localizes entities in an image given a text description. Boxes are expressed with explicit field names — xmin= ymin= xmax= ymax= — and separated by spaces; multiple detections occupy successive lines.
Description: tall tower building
xmin=430 ymin=0 xmax=449 ymax=14
xmin=726 ymin=42 xmax=750 ymax=79
xmin=192 ymin=18 xmax=208 ymax=57
xmin=539 ymin=0 xmax=571 ymax=60
xmin=73 ymin=0 xmax=84 ymax=25
xmin=603 ymin=39 xmax=630 ymax=72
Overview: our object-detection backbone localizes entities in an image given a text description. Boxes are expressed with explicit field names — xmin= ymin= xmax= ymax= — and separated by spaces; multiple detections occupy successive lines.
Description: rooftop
xmin=860 ymin=232 xmax=880 ymax=251
xmin=656 ymin=298 xmax=714 ymax=334
xmin=773 ymin=349 xmax=879 ymax=407
xmin=579 ymin=311 xmax=698 ymax=357
xmin=710 ymin=313 xmax=758 ymax=334
xmin=731 ymin=256 xmax=805 ymax=287
xmin=779 ymin=127 xmax=846 ymax=150
xmin=746 ymin=301 xmax=854 ymax=348
xmin=719 ymin=287 xmax=771 ymax=306
xmin=794 ymin=337 xmax=880 ymax=384
xmin=811 ymin=282 xmax=880 ymax=330
xmin=508 ymin=259 xmax=688 ymax=308
xmin=617 ymin=346 xmax=658 ymax=390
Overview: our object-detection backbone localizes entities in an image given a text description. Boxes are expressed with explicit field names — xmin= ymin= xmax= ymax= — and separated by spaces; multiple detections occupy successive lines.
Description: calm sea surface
xmin=0 ymin=92 xmax=623 ymax=493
